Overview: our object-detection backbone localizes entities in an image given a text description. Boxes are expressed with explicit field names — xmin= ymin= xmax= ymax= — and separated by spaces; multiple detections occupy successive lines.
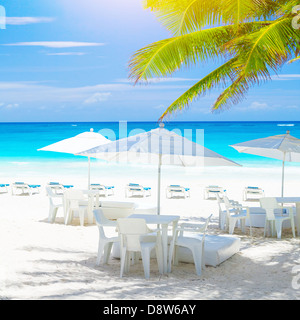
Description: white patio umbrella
xmin=38 ymin=128 xmax=110 ymax=189
xmin=79 ymin=123 xmax=240 ymax=214
xmin=230 ymin=131 xmax=300 ymax=197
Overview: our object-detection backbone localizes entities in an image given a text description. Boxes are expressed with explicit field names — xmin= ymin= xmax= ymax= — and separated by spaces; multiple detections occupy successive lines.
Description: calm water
xmin=0 ymin=121 xmax=299 ymax=177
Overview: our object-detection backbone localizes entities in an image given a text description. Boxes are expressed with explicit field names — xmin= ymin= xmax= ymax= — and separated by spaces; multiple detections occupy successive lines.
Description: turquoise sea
xmin=0 ymin=121 xmax=299 ymax=178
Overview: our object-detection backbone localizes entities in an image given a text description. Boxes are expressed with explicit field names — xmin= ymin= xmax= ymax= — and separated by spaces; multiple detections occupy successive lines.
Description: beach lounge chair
xmin=93 ymin=209 xmax=119 ymax=265
xmin=117 ymin=218 xmax=163 ymax=279
xmin=260 ymin=197 xmax=295 ymax=239
xmin=168 ymin=215 xmax=212 ymax=276
xmin=46 ymin=186 xmax=64 ymax=223
xmin=125 ymin=183 xmax=151 ymax=198
xmin=243 ymin=186 xmax=264 ymax=201
xmin=223 ymin=196 xmax=252 ymax=235
xmin=0 ymin=184 xmax=9 ymax=193
xmin=48 ymin=182 xmax=74 ymax=194
xmin=204 ymin=185 xmax=225 ymax=200
xmin=11 ymin=182 xmax=41 ymax=196
xmin=166 ymin=185 xmax=190 ymax=199
xmin=90 ymin=184 xmax=114 ymax=197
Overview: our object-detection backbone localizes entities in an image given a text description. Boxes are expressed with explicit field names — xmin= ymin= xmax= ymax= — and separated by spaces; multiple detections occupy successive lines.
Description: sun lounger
xmin=125 ymin=183 xmax=151 ymax=198
xmin=204 ymin=185 xmax=225 ymax=199
xmin=166 ymin=185 xmax=190 ymax=199
xmin=0 ymin=184 xmax=9 ymax=193
xmin=12 ymin=182 xmax=41 ymax=196
xmin=47 ymin=182 xmax=74 ymax=195
xmin=243 ymin=186 xmax=265 ymax=201
xmin=90 ymin=184 xmax=115 ymax=197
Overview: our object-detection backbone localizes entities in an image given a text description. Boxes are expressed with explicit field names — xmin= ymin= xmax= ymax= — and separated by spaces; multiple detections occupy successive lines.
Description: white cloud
xmin=271 ymin=74 xmax=300 ymax=81
xmin=83 ymin=92 xmax=112 ymax=104
xmin=4 ymin=42 xmax=105 ymax=48
xmin=46 ymin=52 xmax=87 ymax=56
xmin=248 ymin=102 xmax=270 ymax=110
xmin=5 ymin=17 xmax=55 ymax=25
xmin=118 ymin=77 xmax=199 ymax=84
xmin=3 ymin=103 xmax=19 ymax=109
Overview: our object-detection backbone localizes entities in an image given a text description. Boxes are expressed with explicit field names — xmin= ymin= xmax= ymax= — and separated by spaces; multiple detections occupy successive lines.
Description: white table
xmin=276 ymin=197 xmax=300 ymax=236
xmin=128 ymin=214 xmax=180 ymax=273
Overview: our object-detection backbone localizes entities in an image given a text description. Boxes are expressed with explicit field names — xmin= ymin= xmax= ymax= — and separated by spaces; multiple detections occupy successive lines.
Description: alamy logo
xmin=292 ymin=5 xmax=300 ymax=30
xmin=0 ymin=5 xmax=6 ymax=29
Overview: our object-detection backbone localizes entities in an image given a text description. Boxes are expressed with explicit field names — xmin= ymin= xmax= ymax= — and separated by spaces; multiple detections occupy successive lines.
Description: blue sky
xmin=0 ymin=0 xmax=299 ymax=122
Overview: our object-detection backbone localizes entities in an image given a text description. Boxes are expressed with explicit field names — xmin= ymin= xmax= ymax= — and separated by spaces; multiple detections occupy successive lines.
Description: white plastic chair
xmin=260 ymin=197 xmax=295 ymax=239
xmin=117 ymin=218 xmax=163 ymax=279
xmin=93 ymin=209 xmax=119 ymax=265
xmin=168 ymin=214 xmax=212 ymax=276
xmin=223 ymin=196 xmax=252 ymax=235
xmin=64 ymin=190 xmax=89 ymax=226
xmin=46 ymin=186 xmax=64 ymax=223
xmin=215 ymin=193 xmax=239 ymax=230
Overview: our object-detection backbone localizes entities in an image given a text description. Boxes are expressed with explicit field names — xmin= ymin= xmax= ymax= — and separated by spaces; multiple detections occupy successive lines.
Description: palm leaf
xmin=158 ymin=58 xmax=239 ymax=120
xmin=212 ymin=17 xmax=299 ymax=111
xmin=129 ymin=22 xmax=270 ymax=83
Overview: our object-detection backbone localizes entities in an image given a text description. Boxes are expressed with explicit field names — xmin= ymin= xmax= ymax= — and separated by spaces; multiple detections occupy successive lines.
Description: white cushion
xmin=134 ymin=204 xmax=157 ymax=215
xmin=177 ymin=234 xmax=240 ymax=267
xmin=100 ymin=201 xmax=136 ymax=209
xmin=112 ymin=234 xmax=240 ymax=267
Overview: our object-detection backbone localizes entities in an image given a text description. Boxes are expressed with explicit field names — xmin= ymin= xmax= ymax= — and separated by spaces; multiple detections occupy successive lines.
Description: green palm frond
xmin=130 ymin=0 xmax=300 ymax=120
xmin=144 ymin=0 xmax=276 ymax=35
xmin=212 ymin=17 xmax=299 ymax=111
xmin=158 ymin=58 xmax=239 ymax=121
xmin=129 ymin=22 xmax=270 ymax=83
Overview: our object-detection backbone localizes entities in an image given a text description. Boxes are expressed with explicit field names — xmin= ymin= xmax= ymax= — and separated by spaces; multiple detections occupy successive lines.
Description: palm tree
xmin=129 ymin=0 xmax=300 ymax=121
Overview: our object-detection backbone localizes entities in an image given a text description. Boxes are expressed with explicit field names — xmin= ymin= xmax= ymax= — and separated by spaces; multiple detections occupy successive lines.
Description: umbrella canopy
xmin=230 ymin=130 xmax=300 ymax=196
xmin=38 ymin=128 xmax=110 ymax=188
xmin=79 ymin=124 xmax=240 ymax=214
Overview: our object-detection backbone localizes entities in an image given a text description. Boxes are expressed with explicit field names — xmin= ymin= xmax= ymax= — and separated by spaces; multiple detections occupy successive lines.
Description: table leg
xmin=161 ymin=225 xmax=168 ymax=274
xmin=296 ymin=203 xmax=300 ymax=236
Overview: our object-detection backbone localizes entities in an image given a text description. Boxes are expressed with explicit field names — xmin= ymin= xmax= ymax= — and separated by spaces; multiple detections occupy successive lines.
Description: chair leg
xmin=291 ymin=216 xmax=296 ymax=238
xmin=120 ymin=248 xmax=127 ymax=278
xmin=79 ymin=209 xmax=85 ymax=226
xmin=229 ymin=218 xmax=237 ymax=235
xmin=65 ymin=209 xmax=73 ymax=225
xmin=275 ymin=220 xmax=283 ymax=239
xmin=141 ymin=248 xmax=151 ymax=279
xmin=96 ymin=240 xmax=105 ymax=266
xmin=155 ymin=245 xmax=163 ymax=275
xmin=103 ymin=242 xmax=113 ymax=264
xmin=191 ymin=247 xmax=203 ymax=276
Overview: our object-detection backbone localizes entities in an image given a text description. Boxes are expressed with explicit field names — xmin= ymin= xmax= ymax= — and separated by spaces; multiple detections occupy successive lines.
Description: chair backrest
xmin=259 ymin=197 xmax=278 ymax=220
xmin=93 ymin=209 xmax=116 ymax=227
xmin=117 ymin=218 xmax=150 ymax=252
xmin=222 ymin=196 xmax=235 ymax=213
xmin=64 ymin=190 xmax=85 ymax=210
xmin=46 ymin=186 xmax=57 ymax=197
xmin=94 ymin=209 xmax=117 ymax=239
xmin=178 ymin=214 xmax=212 ymax=247
xmin=215 ymin=193 xmax=225 ymax=211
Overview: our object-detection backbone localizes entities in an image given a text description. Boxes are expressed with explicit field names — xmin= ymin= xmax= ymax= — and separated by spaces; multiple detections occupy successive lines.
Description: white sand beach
xmin=1 ymin=165 xmax=300 ymax=300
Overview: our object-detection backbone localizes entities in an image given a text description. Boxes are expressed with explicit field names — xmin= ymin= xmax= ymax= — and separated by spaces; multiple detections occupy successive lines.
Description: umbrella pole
xmin=157 ymin=154 xmax=162 ymax=215
xmin=281 ymin=153 xmax=286 ymax=198
xmin=88 ymin=156 xmax=91 ymax=190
